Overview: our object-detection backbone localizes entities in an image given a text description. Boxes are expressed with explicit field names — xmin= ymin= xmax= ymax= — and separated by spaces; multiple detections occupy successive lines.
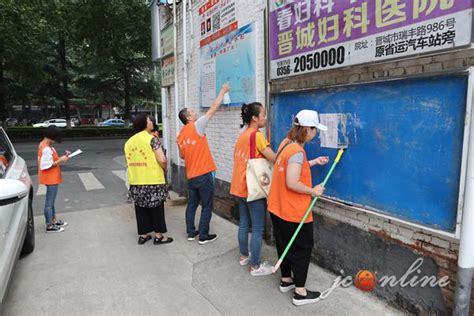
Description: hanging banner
xmin=269 ymin=0 xmax=474 ymax=79
xmin=161 ymin=56 xmax=175 ymax=87
xmin=161 ymin=24 xmax=174 ymax=58
xmin=200 ymin=23 xmax=256 ymax=107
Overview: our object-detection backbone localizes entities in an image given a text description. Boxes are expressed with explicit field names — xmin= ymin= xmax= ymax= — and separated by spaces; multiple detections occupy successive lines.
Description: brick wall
xmin=161 ymin=1 xmax=267 ymax=183
xmin=271 ymin=48 xmax=474 ymax=313
xmin=160 ymin=1 xmax=474 ymax=313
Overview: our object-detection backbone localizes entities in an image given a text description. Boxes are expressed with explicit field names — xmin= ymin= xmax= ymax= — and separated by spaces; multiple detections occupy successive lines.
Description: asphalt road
xmin=13 ymin=138 xmax=130 ymax=218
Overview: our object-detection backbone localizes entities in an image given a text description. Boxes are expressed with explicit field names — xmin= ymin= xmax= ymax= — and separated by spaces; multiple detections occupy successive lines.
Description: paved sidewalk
xmin=2 ymin=201 xmax=406 ymax=315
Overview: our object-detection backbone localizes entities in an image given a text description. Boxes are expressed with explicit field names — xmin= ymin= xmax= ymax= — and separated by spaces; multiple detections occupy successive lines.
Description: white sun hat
xmin=294 ymin=109 xmax=328 ymax=131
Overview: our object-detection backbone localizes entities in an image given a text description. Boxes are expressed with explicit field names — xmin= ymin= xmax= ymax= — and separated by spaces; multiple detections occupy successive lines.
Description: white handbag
xmin=246 ymin=131 xmax=273 ymax=202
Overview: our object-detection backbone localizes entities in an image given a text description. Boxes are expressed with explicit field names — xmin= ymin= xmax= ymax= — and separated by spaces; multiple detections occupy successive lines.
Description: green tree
xmin=0 ymin=0 xmax=158 ymax=126
xmin=0 ymin=0 xmax=48 ymax=125
xmin=40 ymin=0 xmax=82 ymax=127
xmin=75 ymin=0 xmax=155 ymax=122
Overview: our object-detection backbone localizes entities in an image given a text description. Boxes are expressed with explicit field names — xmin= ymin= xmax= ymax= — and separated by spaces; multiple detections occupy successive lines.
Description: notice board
xmin=271 ymin=74 xmax=469 ymax=232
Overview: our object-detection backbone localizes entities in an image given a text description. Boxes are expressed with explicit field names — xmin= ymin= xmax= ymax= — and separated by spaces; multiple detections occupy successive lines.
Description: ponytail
xmin=240 ymin=102 xmax=263 ymax=128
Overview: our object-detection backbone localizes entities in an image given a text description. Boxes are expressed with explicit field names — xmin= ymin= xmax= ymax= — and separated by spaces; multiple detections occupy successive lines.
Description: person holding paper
xmin=176 ymin=83 xmax=230 ymax=244
xmin=38 ymin=126 xmax=69 ymax=233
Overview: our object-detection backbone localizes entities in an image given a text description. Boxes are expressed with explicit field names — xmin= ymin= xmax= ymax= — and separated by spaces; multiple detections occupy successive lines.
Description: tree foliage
xmin=0 ymin=0 xmax=159 ymax=126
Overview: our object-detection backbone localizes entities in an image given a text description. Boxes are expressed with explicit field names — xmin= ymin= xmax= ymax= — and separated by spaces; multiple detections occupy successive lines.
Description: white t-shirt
xmin=195 ymin=116 xmax=210 ymax=137
xmin=40 ymin=147 xmax=55 ymax=170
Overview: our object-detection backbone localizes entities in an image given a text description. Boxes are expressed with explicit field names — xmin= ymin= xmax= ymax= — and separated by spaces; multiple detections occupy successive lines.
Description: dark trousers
xmin=270 ymin=213 xmax=314 ymax=288
xmin=185 ymin=172 xmax=214 ymax=238
xmin=135 ymin=203 xmax=167 ymax=235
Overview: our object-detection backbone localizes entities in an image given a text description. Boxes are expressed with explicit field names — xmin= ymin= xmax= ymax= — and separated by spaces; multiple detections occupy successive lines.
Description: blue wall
xmin=271 ymin=74 xmax=468 ymax=232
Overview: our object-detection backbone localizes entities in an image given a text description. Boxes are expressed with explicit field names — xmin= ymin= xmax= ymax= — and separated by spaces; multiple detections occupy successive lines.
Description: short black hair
xmin=132 ymin=113 xmax=149 ymax=134
xmin=179 ymin=108 xmax=189 ymax=125
xmin=44 ymin=126 xmax=62 ymax=143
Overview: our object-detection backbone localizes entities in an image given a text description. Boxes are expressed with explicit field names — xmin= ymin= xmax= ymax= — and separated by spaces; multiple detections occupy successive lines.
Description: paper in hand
xmin=68 ymin=149 xmax=83 ymax=158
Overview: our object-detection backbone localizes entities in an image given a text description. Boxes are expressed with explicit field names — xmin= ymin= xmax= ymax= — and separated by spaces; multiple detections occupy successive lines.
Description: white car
xmin=0 ymin=127 xmax=35 ymax=306
xmin=33 ymin=119 xmax=74 ymax=128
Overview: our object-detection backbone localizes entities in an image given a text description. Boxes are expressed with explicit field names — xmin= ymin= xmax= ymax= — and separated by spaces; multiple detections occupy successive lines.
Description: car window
xmin=0 ymin=130 xmax=14 ymax=179
xmin=49 ymin=120 xmax=55 ymax=123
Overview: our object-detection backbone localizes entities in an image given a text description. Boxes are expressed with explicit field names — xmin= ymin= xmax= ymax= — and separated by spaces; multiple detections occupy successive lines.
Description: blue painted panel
xmin=271 ymin=74 xmax=468 ymax=232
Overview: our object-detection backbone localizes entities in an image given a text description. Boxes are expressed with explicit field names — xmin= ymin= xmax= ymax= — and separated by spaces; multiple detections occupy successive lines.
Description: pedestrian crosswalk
xmin=112 ymin=170 xmax=128 ymax=189
xmin=35 ymin=170 xmax=127 ymax=196
xmin=78 ymin=172 xmax=105 ymax=191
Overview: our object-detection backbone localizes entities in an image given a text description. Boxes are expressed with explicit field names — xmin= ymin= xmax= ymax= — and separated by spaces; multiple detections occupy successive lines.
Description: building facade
xmin=153 ymin=0 xmax=474 ymax=313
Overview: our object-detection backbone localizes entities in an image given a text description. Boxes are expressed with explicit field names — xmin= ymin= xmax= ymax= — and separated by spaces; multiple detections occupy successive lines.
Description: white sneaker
xmin=239 ymin=254 xmax=251 ymax=266
xmin=46 ymin=225 xmax=64 ymax=233
xmin=250 ymin=262 xmax=273 ymax=276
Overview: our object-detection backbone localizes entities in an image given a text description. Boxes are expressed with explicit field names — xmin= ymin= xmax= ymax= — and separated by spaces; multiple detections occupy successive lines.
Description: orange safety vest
xmin=267 ymin=141 xmax=313 ymax=223
xmin=176 ymin=121 xmax=216 ymax=179
xmin=38 ymin=141 xmax=62 ymax=185
xmin=230 ymin=128 xmax=266 ymax=198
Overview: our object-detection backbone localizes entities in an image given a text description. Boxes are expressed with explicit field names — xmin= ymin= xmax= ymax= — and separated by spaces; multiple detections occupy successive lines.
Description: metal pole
xmin=454 ymin=68 xmax=474 ymax=316
xmin=182 ymin=0 xmax=188 ymax=108
xmin=172 ymin=0 xmax=182 ymax=190
xmin=152 ymin=1 xmax=170 ymax=168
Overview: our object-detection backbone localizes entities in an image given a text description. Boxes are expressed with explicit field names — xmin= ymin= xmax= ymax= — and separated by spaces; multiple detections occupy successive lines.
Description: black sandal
xmin=154 ymin=236 xmax=174 ymax=245
xmin=138 ymin=235 xmax=152 ymax=245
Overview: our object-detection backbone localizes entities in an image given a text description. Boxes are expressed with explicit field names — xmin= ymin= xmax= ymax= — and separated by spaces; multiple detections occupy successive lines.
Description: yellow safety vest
xmin=124 ymin=131 xmax=165 ymax=185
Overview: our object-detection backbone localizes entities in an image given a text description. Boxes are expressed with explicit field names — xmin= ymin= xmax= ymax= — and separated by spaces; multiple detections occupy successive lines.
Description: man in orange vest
xmin=177 ymin=83 xmax=230 ymax=244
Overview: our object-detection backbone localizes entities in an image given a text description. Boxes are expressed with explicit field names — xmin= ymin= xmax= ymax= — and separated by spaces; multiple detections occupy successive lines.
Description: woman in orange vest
xmin=38 ymin=126 xmax=70 ymax=233
xmin=230 ymin=102 xmax=276 ymax=276
xmin=125 ymin=113 xmax=173 ymax=245
xmin=268 ymin=109 xmax=329 ymax=306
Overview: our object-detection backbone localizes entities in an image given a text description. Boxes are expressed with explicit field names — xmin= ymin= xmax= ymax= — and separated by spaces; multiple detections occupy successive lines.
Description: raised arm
xmin=204 ymin=83 xmax=230 ymax=120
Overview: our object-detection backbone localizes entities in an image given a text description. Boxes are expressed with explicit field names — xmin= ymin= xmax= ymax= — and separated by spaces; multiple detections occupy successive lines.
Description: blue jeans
xmin=186 ymin=172 xmax=214 ymax=238
xmin=44 ymin=184 xmax=59 ymax=226
xmin=238 ymin=197 xmax=266 ymax=267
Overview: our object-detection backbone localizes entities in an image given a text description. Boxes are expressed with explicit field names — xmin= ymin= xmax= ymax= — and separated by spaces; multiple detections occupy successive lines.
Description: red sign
xmin=198 ymin=0 xmax=219 ymax=16
xmin=199 ymin=21 xmax=238 ymax=47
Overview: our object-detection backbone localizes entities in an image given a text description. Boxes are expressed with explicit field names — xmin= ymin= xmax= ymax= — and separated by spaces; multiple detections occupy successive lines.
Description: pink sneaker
xmin=250 ymin=262 xmax=273 ymax=276
xmin=239 ymin=254 xmax=251 ymax=266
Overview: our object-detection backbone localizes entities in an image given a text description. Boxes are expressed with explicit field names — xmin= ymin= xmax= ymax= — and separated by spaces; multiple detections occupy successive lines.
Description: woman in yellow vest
xmin=268 ymin=110 xmax=329 ymax=306
xmin=125 ymin=113 xmax=173 ymax=245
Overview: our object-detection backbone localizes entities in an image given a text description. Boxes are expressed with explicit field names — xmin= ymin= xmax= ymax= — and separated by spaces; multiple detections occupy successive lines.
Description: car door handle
xmin=0 ymin=194 xmax=27 ymax=206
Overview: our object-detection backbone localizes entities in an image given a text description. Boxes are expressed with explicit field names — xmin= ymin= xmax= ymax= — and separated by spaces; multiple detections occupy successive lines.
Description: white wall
xmin=162 ymin=0 xmax=267 ymax=182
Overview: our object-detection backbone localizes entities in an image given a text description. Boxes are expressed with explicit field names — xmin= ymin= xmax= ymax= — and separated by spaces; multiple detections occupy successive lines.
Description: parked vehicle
xmin=26 ymin=119 xmax=39 ymax=126
xmin=98 ymin=119 xmax=126 ymax=127
xmin=33 ymin=119 xmax=74 ymax=128
xmin=4 ymin=118 xmax=20 ymax=127
xmin=0 ymin=127 xmax=35 ymax=306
